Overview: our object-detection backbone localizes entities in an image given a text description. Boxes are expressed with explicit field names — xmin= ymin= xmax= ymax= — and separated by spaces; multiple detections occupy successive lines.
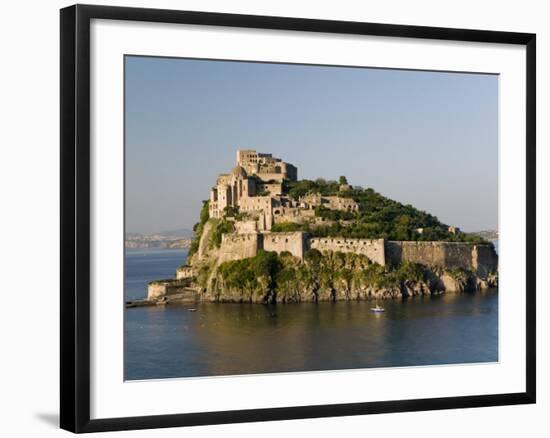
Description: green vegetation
xmin=445 ymin=266 xmax=470 ymax=283
xmin=284 ymin=178 xmax=341 ymax=199
xmin=217 ymin=250 xmax=280 ymax=302
xmin=209 ymin=219 xmax=235 ymax=248
xmin=223 ymin=205 xmax=240 ymax=217
xmin=187 ymin=200 xmax=210 ymax=259
xmin=214 ymin=249 xmax=442 ymax=303
xmin=222 ymin=205 xmax=251 ymax=221
xmin=315 ymin=205 xmax=356 ymax=221
xmin=282 ymin=178 xmax=487 ymax=243
xmin=196 ymin=263 xmax=213 ymax=289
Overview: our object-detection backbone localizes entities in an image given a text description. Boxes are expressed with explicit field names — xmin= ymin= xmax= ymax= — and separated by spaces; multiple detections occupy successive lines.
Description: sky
xmin=125 ymin=56 xmax=498 ymax=234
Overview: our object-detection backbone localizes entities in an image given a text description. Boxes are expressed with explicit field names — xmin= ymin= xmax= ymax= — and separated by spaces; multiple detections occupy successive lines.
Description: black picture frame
xmin=60 ymin=4 xmax=536 ymax=433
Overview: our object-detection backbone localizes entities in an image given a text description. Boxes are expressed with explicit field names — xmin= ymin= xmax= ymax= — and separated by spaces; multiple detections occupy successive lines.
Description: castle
xmin=144 ymin=149 xmax=498 ymax=302
xmin=185 ymin=149 xmax=497 ymax=276
xmin=209 ymin=149 xmax=358 ymax=231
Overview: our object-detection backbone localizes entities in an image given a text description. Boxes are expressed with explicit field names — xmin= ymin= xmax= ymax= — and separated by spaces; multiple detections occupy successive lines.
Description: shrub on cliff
xmin=395 ymin=262 xmax=428 ymax=283
xmin=284 ymin=178 xmax=340 ymax=199
xmin=196 ymin=263 xmax=213 ymax=289
xmin=216 ymin=250 xmax=280 ymax=302
xmin=187 ymin=200 xmax=210 ymax=260
xmin=209 ymin=219 xmax=236 ymax=248
xmin=314 ymin=205 xmax=356 ymax=221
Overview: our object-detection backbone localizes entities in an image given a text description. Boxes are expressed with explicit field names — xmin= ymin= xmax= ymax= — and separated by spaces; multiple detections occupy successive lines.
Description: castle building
xmin=299 ymin=193 xmax=359 ymax=212
xmin=209 ymin=149 xmax=297 ymax=222
xmin=208 ymin=149 xmax=357 ymax=231
xmin=236 ymin=149 xmax=298 ymax=182
xmin=209 ymin=165 xmax=257 ymax=218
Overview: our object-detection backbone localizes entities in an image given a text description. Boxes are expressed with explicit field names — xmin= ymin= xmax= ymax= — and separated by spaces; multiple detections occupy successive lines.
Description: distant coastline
xmin=125 ymin=230 xmax=192 ymax=249
xmin=470 ymin=230 xmax=499 ymax=241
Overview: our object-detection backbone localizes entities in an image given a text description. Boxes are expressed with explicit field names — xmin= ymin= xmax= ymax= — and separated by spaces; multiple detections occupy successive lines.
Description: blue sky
xmin=125 ymin=56 xmax=498 ymax=234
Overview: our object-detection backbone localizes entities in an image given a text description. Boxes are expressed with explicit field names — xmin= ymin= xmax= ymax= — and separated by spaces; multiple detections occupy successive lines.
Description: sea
xmin=124 ymin=245 xmax=498 ymax=380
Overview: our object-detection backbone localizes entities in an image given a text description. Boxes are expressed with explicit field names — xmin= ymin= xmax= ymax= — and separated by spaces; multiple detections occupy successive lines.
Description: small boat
xmin=188 ymin=308 xmax=197 ymax=312
xmin=370 ymin=304 xmax=385 ymax=313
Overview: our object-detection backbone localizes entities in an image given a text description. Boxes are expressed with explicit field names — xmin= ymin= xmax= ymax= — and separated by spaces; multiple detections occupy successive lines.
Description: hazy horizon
xmin=125 ymin=56 xmax=498 ymax=234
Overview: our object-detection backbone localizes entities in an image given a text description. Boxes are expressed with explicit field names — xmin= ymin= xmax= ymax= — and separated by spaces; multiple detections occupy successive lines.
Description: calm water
xmin=124 ymin=248 xmax=498 ymax=380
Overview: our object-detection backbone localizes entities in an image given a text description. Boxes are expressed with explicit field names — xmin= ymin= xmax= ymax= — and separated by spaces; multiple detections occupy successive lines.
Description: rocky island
xmin=130 ymin=149 xmax=498 ymax=307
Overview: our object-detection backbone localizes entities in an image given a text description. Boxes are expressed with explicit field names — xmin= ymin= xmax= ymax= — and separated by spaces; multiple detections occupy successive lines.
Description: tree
xmin=223 ymin=205 xmax=240 ymax=218
xmin=339 ymin=175 xmax=348 ymax=185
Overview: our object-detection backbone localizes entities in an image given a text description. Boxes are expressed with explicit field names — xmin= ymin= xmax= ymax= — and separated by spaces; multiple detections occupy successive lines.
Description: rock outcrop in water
xmin=201 ymin=249 xmax=497 ymax=304
xmin=143 ymin=149 xmax=498 ymax=305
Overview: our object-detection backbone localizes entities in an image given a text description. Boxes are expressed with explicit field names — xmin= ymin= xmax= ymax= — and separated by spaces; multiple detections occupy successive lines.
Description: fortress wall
xmin=147 ymin=279 xmax=192 ymax=300
xmin=472 ymin=244 xmax=499 ymax=277
xmin=258 ymin=182 xmax=282 ymax=196
xmin=309 ymin=237 xmax=386 ymax=266
xmin=263 ymin=232 xmax=307 ymax=260
xmin=384 ymin=241 xmax=496 ymax=274
xmin=213 ymin=232 xmax=498 ymax=279
xmin=218 ymin=233 xmax=261 ymax=263
xmin=176 ymin=265 xmax=196 ymax=280
xmin=257 ymin=172 xmax=285 ymax=182
xmin=234 ymin=220 xmax=257 ymax=234
xmin=273 ymin=209 xmax=314 ymax=225
xmin=239 ymin=196 xmax=272 ymax=213
xmin=386 ymin=241 xmax=446 ymax=267
xmin=442 ymin=243 xmax=475 ymax=270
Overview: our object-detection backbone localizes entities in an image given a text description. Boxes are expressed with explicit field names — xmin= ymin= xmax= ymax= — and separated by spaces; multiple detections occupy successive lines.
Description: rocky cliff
xmin=192 ymin=248 xmax=498 ymax=304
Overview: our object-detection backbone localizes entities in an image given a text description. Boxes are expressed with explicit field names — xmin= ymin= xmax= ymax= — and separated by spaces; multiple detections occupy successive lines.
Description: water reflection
xmin=125 ymin=289 xmax=498 ymax=380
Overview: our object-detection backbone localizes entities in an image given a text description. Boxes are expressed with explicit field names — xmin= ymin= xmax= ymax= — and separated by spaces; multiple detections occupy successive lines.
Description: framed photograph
xmin=60 ymin=4 xmax=536 ymax=433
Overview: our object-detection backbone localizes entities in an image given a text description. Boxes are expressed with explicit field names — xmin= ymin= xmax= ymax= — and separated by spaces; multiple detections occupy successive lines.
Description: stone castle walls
xmin=385 ymin=241 xmax=447 ymax=268
xmin=218 ymin=233 xmax=261 ymax=264
xmin=262 ymin=232 xmax=308 ymax=260
xmin=239 ymin=196 xmax=274 ymax=213
xmin=148 ymin=279 xmax=192 ymax=300
xmin=472 ymin=244 xmax=499 ymax=277
xmin=236 ymin=149 xmax=297 ymax=181
xmin=324 ymin=196 xmax=360 ymax=212
xmin=212 ymin=230 xmax=498 ymax=278
xmin=272 ymin=207 xmax=315 ymax=225
xmin=298 ymin=193 xmax=359 ymax=212
xmin=255 ymin=172 xmax=286 ymax=182
xmin=310 ymin=237 xmax=386 ymax=266
xmin=385 ymin=241 xmax=498 ymax=275
xmin=234 ymin=220 xmax=258 ymax=234
xmin=258 ymin=182 xmax=283 ymax=196
xmin=176 ymin=265 xmax=196 ymax=279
